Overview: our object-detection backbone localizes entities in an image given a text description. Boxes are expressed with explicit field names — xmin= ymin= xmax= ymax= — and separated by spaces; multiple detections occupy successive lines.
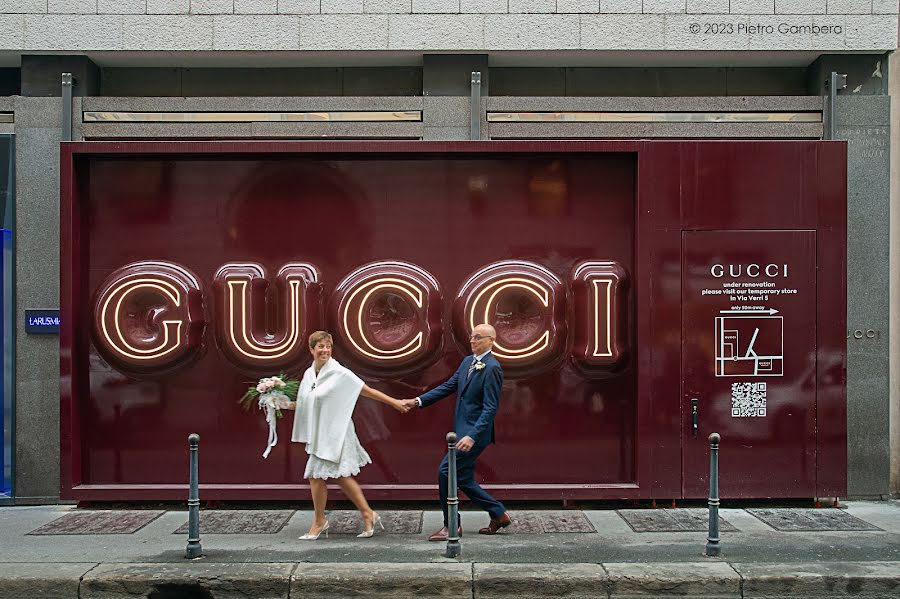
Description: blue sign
xmin=25 ymin=309 xmax=59 ymax=334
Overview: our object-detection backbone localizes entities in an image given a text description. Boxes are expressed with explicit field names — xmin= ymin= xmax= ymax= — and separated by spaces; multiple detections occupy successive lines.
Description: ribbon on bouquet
xmin=259 ymin=392 xmax=287 ymax=459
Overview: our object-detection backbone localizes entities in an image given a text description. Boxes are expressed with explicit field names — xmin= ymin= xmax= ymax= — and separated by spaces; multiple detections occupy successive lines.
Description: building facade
xmin=0 ymin=0 xmax=896 ymax=503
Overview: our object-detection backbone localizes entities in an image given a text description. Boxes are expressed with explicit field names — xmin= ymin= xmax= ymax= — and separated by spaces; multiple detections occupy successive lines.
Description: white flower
xmin=474 ymin=361 xmax=485 ymax=370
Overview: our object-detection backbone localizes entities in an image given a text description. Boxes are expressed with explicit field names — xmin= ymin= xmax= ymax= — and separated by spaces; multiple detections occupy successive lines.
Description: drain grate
xmin=747 ymin=508 xmax=882 ymax=532
xmin=173 ymin=510 xmax=294 ymax=534
xmin=504 ymin=511 xmax=596 ymax=534
xmin=618 ymin=509 xmax=738 ymax=533
xmin=327 ymin=510 xmax=423 ymax=535
xmin=29 ymin=511 xmax=163 ymax=535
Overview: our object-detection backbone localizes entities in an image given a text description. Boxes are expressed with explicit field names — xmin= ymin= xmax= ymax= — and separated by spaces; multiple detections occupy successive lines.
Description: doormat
xmin=173 ymin=510 xmax=294 ymax=534
xmin=28 ymin=511 xmax=163 ymax=535
xmin=746 ymin=508 xmax=882 ymax=532
xmin=327 ymin=510 xmax=423 ymax=535
xmin=505 ymin=511 xmax=596 ymax=534
xmin=618 ymin=509 xmax=738 ymax=533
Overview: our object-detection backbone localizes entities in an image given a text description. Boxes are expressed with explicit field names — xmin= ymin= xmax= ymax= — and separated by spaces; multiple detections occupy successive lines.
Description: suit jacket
xmin=419 ymin=352 xmax=503 ymax=449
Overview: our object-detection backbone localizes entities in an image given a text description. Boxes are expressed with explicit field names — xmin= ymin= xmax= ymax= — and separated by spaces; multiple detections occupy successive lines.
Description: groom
xmin=404 ymin=323 xmax=511 ymax=541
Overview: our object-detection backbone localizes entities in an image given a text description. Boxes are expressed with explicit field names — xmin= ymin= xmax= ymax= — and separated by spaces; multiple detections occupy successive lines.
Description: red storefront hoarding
xmin=60 ymin=141 xmax=847 ymax=501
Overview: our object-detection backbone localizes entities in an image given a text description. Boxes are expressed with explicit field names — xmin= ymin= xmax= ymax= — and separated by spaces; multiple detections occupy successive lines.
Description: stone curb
xmin=733 ymin=562 xmax=900 ymax=598
xmin=0 ymin=561 xmax=898 ymax=598
xmin=82 ymin=562 xmax=296 ymax=599
xmin=607 ymin=561 xmax=742 ymax=598
xmin=0 ymin=563 xmax=96 ymax=599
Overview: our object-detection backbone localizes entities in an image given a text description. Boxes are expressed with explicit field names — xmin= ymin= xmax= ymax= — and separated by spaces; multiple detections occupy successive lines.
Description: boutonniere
xmin=474 ymin=361 xmax=485 ymax=371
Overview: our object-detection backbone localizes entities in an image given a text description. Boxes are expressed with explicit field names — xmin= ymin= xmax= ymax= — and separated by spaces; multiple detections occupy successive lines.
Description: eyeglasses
xmin=469 ymin=334 xmax=494 ymax=341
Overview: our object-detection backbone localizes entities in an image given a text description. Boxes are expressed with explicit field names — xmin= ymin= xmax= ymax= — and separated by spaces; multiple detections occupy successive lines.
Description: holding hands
xmin=390 ymin=398 xmax=414 ymax=414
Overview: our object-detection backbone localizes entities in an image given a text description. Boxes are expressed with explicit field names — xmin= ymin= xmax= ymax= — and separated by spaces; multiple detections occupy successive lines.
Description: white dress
xmin=303 ymin=420 xmax=372 ymax=480
xmin=291 ymin=357 xmax=372 ymax=480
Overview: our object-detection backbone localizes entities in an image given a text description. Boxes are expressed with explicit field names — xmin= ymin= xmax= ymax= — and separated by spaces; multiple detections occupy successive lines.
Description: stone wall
xmin=0 ymin=1 xmax=895 ymax=52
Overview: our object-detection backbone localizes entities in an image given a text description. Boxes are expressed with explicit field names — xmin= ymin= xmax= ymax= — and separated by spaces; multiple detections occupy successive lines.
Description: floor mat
xmin=327 ymin=510 xmax=423 ymax=535
xmin=618 ymin=508 xmax=738 ymax=533
xmin=504 ymin=511 xmax=596 ymax=534
xmin=29 ymin=511 xmax=163 ymax=535
xmin=746 ymin=508 xmax=881 ymax=532
xmin=173 ymin=510 xmax=294 ymax=534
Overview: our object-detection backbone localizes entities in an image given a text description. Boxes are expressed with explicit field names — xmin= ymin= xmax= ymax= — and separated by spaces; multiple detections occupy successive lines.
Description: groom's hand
xmin=399 ymin=399 xmax=418 ymax=412
xmin=455 ymin=436 xmax=475 ymax=452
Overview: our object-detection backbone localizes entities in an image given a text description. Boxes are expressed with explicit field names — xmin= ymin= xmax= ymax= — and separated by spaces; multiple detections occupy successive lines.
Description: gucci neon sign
xmin=92 ymin=259 xmax=629 ymax=377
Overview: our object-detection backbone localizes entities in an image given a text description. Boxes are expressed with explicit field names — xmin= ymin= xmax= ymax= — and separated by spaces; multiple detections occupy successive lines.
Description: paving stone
xmin=28 ymin=511 xmax=163 ymax=535
xmin=327 ymin=510 xmax=422 ymax=534
xmin=747 ymin=508 xmax=882 ymax=531
xmin=173 ymin=510 xmax=294 ymax=534
xmin=618 ymin=508 xmax=738 ymax=532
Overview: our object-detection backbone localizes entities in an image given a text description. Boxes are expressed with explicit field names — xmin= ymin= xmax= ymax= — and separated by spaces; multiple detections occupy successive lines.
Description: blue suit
xmin=419 ymin=352 xmax=506 ymax=526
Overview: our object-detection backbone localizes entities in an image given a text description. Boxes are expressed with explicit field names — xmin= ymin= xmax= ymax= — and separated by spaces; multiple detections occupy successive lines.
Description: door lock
xmin=691 ymin=399 xmax=699 ymax=437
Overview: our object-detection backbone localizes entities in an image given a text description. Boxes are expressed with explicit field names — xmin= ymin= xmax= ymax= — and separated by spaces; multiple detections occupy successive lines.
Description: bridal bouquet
xmin=239 ymin=375 xmax=300 ymax=458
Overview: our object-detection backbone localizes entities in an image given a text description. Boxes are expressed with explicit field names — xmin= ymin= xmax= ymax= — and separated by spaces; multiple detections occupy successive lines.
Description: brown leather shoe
xmin=478 ymin=512 xmax=512 ymax=535
xmin=427 ymin=526 xmax=463 ymax=542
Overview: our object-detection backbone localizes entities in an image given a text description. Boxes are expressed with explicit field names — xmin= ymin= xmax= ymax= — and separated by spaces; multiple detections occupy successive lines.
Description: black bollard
xmin=445 ymin=432 xmax=461 ymax=558
xmin=185 ymin=433 xmax=202 ymax=559
xmin=705 ymin=432 xmax=721 ymax=557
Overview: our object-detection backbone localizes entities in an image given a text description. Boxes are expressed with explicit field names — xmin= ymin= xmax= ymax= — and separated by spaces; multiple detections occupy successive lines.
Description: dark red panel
xmin=684 ymin=142 xmax=819 ymax=230
xmin=681 ymin=231 xmax=817 ymax=498
xmin=59 ymin=141 xmax=846 ymax=501
xmin=63 ymin=144 xmax=639 ymax=499
xmin=814 ymin=142 xmax=848 ymax=498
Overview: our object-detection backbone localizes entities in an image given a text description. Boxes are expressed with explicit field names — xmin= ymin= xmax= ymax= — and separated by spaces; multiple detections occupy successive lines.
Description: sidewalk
xmin=0 ymin=500 xmax=899 ymax=597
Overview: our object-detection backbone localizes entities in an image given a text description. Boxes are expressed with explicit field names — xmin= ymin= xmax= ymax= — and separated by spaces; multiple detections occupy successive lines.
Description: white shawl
xmin=291 ymin=357 xmax=364 ymax=463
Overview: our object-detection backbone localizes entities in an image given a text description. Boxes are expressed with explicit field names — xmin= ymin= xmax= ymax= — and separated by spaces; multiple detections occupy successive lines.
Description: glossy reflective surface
xmin=59 ymin=141 xmax=847 ymax=501
xmin=74 ymin=151 xmax=636 ymax=492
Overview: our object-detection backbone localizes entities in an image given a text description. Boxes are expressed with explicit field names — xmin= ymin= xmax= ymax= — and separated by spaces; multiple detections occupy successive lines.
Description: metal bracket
xmin=61 ymin=73 xmax=74 ymax=142
xmin=470 ymin=71 xmax=482 ymax=141
xmin=824 ymin=71 xmax=847 ymax=140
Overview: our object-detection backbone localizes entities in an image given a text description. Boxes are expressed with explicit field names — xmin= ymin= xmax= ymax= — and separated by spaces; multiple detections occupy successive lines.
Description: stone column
xmin=835 ymin=95 xmax=892 ymax=498
xmin=13 ymin=55 xmax=97 ymax=503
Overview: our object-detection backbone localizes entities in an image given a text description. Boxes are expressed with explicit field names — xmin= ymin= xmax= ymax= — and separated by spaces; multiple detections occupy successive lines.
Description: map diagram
xmin=715 ymin=313 xmax=784 ymax=377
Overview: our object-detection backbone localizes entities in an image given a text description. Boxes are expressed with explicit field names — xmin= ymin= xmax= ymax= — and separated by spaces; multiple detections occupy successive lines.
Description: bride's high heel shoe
xmin=299 ymin=520 xmax=329 ymax=541
xmin=357 ymin=512 xmax=385 ymax=538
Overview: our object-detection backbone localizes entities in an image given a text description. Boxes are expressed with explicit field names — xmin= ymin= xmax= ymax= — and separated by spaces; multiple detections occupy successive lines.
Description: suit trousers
xmin=438 ymin=445 xmax=506 ymax=526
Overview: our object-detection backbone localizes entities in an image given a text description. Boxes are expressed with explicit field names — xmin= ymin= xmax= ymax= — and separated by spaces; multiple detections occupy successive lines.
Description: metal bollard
xmin=445 ymin=432 xmax=461 ymax=558
xmin=185 ymin=433 xmax=202 ymax=559
xmin=705 ymin=432 xmax=721 ymax=557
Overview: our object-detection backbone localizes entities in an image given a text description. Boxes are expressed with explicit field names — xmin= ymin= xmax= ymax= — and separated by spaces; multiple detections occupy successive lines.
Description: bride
xmin=281 ymin=330 xmax=410 ymax=540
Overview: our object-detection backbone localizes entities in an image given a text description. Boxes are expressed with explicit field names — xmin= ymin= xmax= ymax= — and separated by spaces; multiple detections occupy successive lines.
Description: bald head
xmin=474 ymin=324 xmax=496 ymax=338
xmin=470 ymin=323 xmax=496 ymax=355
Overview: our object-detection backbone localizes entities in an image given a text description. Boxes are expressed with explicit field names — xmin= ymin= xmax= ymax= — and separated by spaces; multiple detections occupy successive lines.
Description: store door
xmin=681 ymin=230 xmax=817 ymax=498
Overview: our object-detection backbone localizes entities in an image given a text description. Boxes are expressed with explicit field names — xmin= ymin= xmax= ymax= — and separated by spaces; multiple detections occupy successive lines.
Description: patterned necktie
xmin=467 ymin=359 xmax=479 ymax=380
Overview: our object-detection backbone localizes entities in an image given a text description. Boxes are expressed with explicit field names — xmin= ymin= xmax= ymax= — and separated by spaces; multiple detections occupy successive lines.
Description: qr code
xmin=731 ymin=382 xmax=766 ymax=417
